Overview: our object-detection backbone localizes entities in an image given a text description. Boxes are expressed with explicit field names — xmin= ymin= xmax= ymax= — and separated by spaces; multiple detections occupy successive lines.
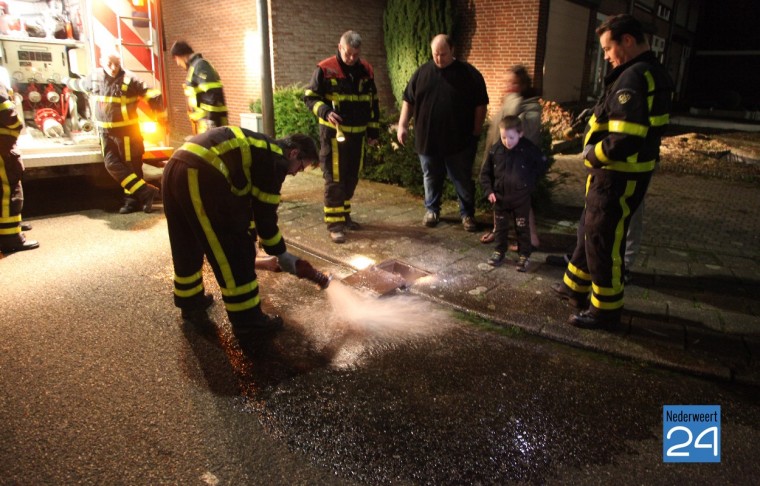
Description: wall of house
xmin=454 ymin=0 xmax=543 ymax=122
xmin=161 ymin=0 xmax=259 ymax=140
xmin=161 ymin=0 xmax=391 ymax=140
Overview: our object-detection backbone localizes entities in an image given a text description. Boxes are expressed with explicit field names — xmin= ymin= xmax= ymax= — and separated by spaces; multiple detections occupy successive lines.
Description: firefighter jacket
xmin=172 ymin=127 xmax=289 ymax=256
xmin=583 ymin=51 xmax=672 ymax=173
xmin=304 ymin=54 xmax=379 ymax=141
xmin=66 ymin=68 xmax=163 ymax=140
xmin=0 ymin=85 xmax=22 ymax=145
xmin=480 ymin=137 xmax=548 ymax=209
xmin=184 ymin=53 xmax=228 ymax=126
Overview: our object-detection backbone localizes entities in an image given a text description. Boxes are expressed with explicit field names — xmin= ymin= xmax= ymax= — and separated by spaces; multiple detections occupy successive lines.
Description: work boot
xmin=551 ymin=282 xmax=588 ymax=309
xmin=330 ymin=231 xmax=346 ymax=244
xmin=423 ymin=210 xmax=439 ymax=227
xmin=345 ymin=215 xmax=362 ymax=231
xmin=181 ymin=293 xmax=214 ymax=321
xmin=140 ymin=184 xmax=160 ymax=213
xmin=568 ymin=309 xmax=621 ymax=329
xmin=119 ymin=198 xmax=140 ymax=214
xmin=233 ymin=312 xmax=284 ymax=337
xmin=462 ymin=215 xmax=477 ymax=232
xmin=516 ymin=255 xmax=530 ymax=272
xmin=487 ymin=251 xmax=505 ymax=267
xmin=0 ymin=233 xmax=39 ymax=253
xmin=20 ymin=221 xmax=32 ymax=231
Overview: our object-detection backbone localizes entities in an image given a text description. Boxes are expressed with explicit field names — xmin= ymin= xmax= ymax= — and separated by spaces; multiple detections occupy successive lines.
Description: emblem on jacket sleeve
xmin=617 ymin=91 xmax=632 ymax=104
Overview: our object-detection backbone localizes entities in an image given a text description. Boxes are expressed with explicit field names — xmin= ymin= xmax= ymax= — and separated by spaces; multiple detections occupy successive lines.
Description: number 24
xmin=666 ymin=426 xmax=719 ymax=456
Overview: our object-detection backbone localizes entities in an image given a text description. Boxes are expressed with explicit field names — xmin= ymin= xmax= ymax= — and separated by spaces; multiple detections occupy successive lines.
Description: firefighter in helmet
xmin=170 ymin=41 xmax=228 ymax=135
xmin=66 ymin=49 xmax=163 ymax=214
xmin=303 ymin=30 xmax=380 ymax=244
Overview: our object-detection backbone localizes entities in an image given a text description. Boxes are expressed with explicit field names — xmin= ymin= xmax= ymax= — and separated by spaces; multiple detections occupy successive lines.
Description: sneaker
xmin=516 ymin=255 xmax=529 ymax=272
xmin=423 ymin=210 xmax=439 ymax=227
xmin=462 ymin=215 xmax=477 ymax=232
xmin=330 ymin=231 xmax=346 ymax=243
xmin=488 ymin=251 xmax=505 ymax=267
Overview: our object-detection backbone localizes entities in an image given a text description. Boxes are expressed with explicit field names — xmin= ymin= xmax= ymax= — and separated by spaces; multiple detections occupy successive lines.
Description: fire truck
xmin=0 ymin=0 xmax=172 ymax=178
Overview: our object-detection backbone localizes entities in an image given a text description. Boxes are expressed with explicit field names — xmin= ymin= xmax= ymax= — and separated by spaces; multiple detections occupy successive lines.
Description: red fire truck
xmin=0 ymin=0 xmax=172 ymax=178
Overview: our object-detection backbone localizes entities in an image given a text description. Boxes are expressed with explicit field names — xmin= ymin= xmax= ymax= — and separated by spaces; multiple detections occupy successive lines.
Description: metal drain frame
xmin=341 ymin=259 xmax=431 ymax=296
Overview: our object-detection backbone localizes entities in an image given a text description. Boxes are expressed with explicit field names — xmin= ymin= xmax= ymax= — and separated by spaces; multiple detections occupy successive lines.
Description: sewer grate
xmin=340 ymin=259 xmax=431 ymax=296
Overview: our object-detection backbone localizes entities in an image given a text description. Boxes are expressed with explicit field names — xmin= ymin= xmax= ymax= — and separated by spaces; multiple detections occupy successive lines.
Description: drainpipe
xmin=257 ymin=0 xmax=274 ymax=137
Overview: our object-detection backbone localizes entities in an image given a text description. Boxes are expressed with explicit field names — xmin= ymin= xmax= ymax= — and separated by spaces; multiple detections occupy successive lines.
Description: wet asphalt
xmin=1 ymin=173 xmax=759 ymax=485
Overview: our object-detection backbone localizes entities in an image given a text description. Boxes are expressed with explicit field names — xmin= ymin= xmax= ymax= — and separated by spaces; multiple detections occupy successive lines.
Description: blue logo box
xmin=663 ymin=405 xmax=721 ymax=463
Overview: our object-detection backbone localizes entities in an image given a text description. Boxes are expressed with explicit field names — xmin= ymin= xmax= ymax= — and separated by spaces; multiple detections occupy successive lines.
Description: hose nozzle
xmin=295 ymin=259 xmax=332 ymax=289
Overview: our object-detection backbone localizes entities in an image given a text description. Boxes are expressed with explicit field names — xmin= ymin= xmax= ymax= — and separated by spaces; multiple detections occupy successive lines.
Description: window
xmin=657 ymin=3 xmax=672 ymax=21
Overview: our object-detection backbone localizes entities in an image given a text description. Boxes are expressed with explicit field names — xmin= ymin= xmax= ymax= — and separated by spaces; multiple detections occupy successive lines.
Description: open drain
xmin=341 ymin=259 xmax=431 ymax=296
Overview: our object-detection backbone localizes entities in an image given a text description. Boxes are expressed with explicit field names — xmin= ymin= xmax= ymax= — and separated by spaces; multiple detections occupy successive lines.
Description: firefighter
xmin=304 ymin=30 xmax=380 ymax=244
xmin=66 ymin=50 xmax=163 ymax=214
xmin=0 ymin=79 xmax=38 ymax=253
xmin=162 ymin=127 xmax=324 ymax=336
xmin=170 ymin=41 xmax=228 ymax=135
xmin=551 ymin=14 xmax=673 ymax=328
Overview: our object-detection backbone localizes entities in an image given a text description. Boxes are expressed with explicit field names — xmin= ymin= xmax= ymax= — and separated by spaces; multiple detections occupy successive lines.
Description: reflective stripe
xmin=325 ymin=93 xmax=373 ymax=102
xmin=0 ymin=127 xmax=20 ymax=137
xmin=318 ymin=117 xmax=367 ymax=132
xmin=92 ymin=95 xmax=139 ymax=103
xmin=124 ymin=136 xmax=131 ymax=162
xmin=311 ymin=100 xmax=326 ymax=116
xmin=586 ymin=159 xmax=656 ymax=172
xmin=331 ymin=138 xmax=340 ymax=183
xmin=174 ymin=283 xmax=204 ymax=298
xmin=194 ymin=81 xmax=223 ymax=92
xmin=258 ymin=230 xmax=282 ymax=247
xmin=608 ymin=120 xmax=648 ymax=137
xmin=198 ymin=103 xmax=228 ymax=112
xmin=0 ymin=155 xmax=11 ymax=218
xmin=251 ymin=185 xmax=280 ymax=204
xmin=650 ymin=113 xmax=669 ymax=127
xmin=220 ymin=279 xmax=258 ymax=297
xmin=324 ymin=206 xmax=344 ymax=214
xmin=96 ymin=119 xmax=139 ymax=128
xmin=174 ymin=271 xmax=203 ymax=284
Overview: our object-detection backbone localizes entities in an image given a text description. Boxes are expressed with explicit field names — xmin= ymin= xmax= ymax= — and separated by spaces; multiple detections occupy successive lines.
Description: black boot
xmin=0 ymin=233 xmax=39 ymax=253
xmin=119 ymin=197 xmax=140 ymax=214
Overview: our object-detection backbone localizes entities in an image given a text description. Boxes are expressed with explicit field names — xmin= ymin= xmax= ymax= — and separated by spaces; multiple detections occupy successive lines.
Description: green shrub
xmin=258 ymin=84 xmax=319 ymax=141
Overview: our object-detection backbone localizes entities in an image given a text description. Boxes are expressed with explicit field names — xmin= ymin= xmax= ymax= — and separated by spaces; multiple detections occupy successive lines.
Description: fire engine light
xmin=140 ymin=121 xmax=157 ymax=134
xmin=132 ymin=0 xmax=146 ymax=7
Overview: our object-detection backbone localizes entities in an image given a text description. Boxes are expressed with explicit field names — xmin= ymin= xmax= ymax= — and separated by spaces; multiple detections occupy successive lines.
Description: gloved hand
xmin=583 ymin=144 xmax=594 ymax=159
xmin=277 ymin=251 xmax=299 ymax=275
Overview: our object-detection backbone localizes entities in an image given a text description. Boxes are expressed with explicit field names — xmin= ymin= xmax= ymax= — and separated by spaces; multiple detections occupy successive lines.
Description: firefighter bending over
xmin=170 ymin=41 xmax=228 ymax=135
xmin=66 ymin=50 xmax=163 ymax=214
xmin=304 ymin=30 xmax=380 ymax=244
xmin=162 ymin=127 xmax=328 ymax=337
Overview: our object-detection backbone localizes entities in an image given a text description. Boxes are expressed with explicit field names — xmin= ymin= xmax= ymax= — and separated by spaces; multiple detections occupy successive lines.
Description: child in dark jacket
xmin=480 ymin=115 xmax=548 ymax=271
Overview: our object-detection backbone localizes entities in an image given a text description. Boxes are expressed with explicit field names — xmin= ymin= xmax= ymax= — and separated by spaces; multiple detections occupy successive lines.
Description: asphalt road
xmin=1 ymin=174 xmax=759 ymax=485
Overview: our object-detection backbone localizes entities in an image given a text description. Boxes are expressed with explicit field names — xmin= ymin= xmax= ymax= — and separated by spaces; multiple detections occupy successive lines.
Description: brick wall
xmin=161 ymin=0 xmax=390 ymax=140
xmin=454 ymin=0 xmax=543 ymax=121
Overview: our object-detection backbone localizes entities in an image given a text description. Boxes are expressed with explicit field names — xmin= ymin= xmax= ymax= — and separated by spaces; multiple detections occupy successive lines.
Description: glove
xmin=583 ymin=144 xmax=594 ymax=159
xmin=277 ymin=251 xmax=299 ymax=275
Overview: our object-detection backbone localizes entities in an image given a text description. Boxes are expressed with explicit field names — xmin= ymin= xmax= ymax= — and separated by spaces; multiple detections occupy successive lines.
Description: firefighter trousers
xmin=162 ymin=159 xmax=264 ymax=327
xmin=321 ymin=131 xmax=365 ymax=231
xmin=101 ymin=132 xmax=151 ymax=204
xmin=562 ymin=170 xmax=652 ymax=315
xmin=0 ymin=146 xmax=24 ymax=241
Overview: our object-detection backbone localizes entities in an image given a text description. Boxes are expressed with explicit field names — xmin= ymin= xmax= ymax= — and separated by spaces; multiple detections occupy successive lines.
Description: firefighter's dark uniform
xmin=67 ymin=68 xmax=163 ymax=212
xmin=0 ymin=84 xmax=37 ymax=252
xmin=183 ymin=53 xmax=228 ymax=135
xmin=162 ymin=127 xmax=289 ymax=328
xmin=304 ymin=54 xmax=379 ymax=232
xmin=561 ymin=51 xmax=672 ymax=319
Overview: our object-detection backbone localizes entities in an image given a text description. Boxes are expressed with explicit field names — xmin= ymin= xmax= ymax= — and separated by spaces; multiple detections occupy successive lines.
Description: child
xmin=480 ymin=115 xmax=548 ymax=271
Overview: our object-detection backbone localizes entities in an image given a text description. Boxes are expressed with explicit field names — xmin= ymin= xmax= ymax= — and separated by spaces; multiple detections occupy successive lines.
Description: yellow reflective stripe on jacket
xmin=650 ymin=113 xmax=669 ymax=127
xmin=0 ymin=127 xmax=20 ymax=137
xmin=0 ymin=100 xmax=14 ymax=111
xmin=251 ymin=185 xmax=280 ymax=205
xmin=325 ymin=93 xmax=373 ymax=102
xmin=92 ymin=95 xmax=139 ymax=104
xmin=199 ymin=103 xmax=228 ymax=112
xmin=608 ymin=120 xmax=648 ymax=137
xmin=194 ymin=81 xmax=223 ymax=92
xmin=586 ymin=159 xmax=657 ymax=172
xmin=258 ymin=230 xmax=282 ymax=247
xmin=318 ymin=117 xmax=367 ymax=132
xmin=96 ymin=119 xmax=140 ymax=128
